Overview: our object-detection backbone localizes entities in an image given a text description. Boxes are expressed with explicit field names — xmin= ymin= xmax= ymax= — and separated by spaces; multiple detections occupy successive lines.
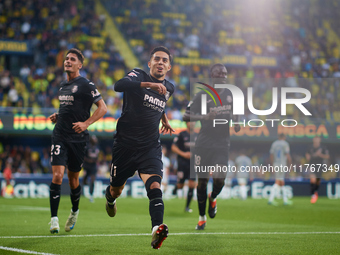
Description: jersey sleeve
xmin=186 ymin=92 xmax=202 ymax=115
xmin=85 ymin=80 xmax=102 ymax=104
xmin=114 ymin=69 xmax=144 ymax=92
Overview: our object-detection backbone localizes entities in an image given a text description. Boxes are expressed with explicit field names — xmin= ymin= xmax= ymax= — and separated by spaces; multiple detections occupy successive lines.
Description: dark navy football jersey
xmin=83 ymin=144 xmax=100 ymax=169
xmin=173 ymin=130 xmax=197 ymax=165
xmin=307 ymin=146 xmax=329 ymax=164
xmin=53 ymin=76 xmax=102 ymax=143
xmin=186 ymin=88 xmax=234 ymax=148
xmin=114 ymin=68 xmax=175 ymax=149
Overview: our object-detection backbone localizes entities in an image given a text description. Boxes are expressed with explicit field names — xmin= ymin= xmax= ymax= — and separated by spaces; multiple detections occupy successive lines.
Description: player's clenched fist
xmin=49 ymin=113 xmax=58 ymax=123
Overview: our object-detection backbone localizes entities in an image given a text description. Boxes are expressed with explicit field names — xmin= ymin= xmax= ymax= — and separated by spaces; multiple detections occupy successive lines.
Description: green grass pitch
xmin=0 ymin=196 xmax=339 ymax=254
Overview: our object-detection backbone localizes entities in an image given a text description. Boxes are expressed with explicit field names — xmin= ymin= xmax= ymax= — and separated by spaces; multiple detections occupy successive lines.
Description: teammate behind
xmin=235 ymin=150 xmax=252 ymax=200
xmin=268 ymin=134 xmax=292 ymax=206
xmin=183 ymin=64 xmax=241 ymax=230
xmin=49 ymin=48 xmax=107 ymax=234
xmin=161 ymin=146 xmax=170 ymax=195
xmin=306 ymin=136 xmax=329 ymax=203
xmin=82 ymin=135 xmax=100 ymax=203
xmin=104 ymin=46 xmax=175 ymax=249
xmin=171 ymin=121 xmax=197 ymax=212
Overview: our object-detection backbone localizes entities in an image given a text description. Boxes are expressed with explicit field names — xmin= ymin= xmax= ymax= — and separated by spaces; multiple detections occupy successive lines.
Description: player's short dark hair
xmin=209 ymin=63 xmax=226 ymax=76
xmin=150 ymin=46 xmax=172 ymax=63
xmin=66 ymin=48 xmax=84 ymax=64
xmin=279 ymin=133 xmax=286 ymax=139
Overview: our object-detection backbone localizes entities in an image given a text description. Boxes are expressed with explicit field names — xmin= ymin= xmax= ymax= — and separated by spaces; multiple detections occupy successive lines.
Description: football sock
xmin=148 ymin=188 xmax=164 ymax=228
xmin=177 ymin=189 xmax=183 ymax=198
xmin=269 ymin=183 xmax=279 ymax=202
xmin=240 ymin=185 xmax=247 ymax=200
xmin=172 ymin=186 xmax=177 ymax=195
xmin=105 ymin=186 xmax=116 ymax=207
xmin=197 ymin=187 xmax=207 ymax=216
xmin=199 ymin=215 xmax=207 ymax=222
xmin=315 ymin=183 xmax=320 ymax=193
xmin=282 ymin=186 xmax=288 ymax=203
xmin=50 ymin=183 xmax=61 ymax=217
xmin=89 ymin=181 xmax=95 ymax=196
xmin=310 ymin=183 xmax=316 ymax=195
xmin=70 ymin=185 xmax=81 ymax=212
xmin=211 ymin=179 xmax=224 ymax=199
xmin=186 ymin=188 xmax=194 ymax=208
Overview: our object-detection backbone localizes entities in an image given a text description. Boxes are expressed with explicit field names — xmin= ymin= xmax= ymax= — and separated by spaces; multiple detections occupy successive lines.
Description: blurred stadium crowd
xmin=1 ymin=0 xmax=340 ymax=178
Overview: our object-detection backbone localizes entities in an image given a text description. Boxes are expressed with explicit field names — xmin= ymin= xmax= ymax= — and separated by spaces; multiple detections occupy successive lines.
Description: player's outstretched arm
xmin=49 ymin=113 xmax=58 ymax=124
xmin=72 ymin=99 xmax=107 ymax=134
xmin=161 ymin=112 xmax=175 ymax=135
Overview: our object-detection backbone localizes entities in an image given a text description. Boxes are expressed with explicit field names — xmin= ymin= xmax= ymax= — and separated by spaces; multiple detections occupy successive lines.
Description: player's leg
xmin=268 ymin=179 xmax=280 ymax=205
xmin=310 ymin=174 xmax=317 ymax=203
xmin=281 ymin=180 xmax=292 ymax=205
xmin=64 ymin=142 xmax=86 ymax=232
xmin=209 ymin=172 xmax=225 ymax=219
xmin=196 ymin=177 xmax=208 ymax=230
xmin=49 ymin=140 xmax=68 ymax=234
xmin=174 ymin=170 xmax=185 ymax=198
xmin=311 ymin=177 xmax=321 ymax=203
xmin=238 ymin=178 xmax=247 ymax=200
xmin=89 ymin=171 xmax=96 ymax=202
xmin=140 ymin=173 xmax=168 ymax=249
xmin=185 ymin=179 xmax=196 ymax=212
xmin=49 ymin=165 xmax=65 ymax=234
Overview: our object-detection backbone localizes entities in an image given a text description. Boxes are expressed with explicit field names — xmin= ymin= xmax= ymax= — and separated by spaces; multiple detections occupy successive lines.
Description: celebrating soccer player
xmin=183 ymin=64 xmax=240 ymax=230
xmin=48 ymin=48 xmax=107 ymax=234
xmin=105 ymin=46 xmax=175 ymax=249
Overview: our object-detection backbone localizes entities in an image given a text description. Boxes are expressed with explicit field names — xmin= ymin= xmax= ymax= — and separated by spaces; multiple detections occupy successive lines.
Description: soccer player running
xmin=183 ymin=64 xmax=240 ymax=230
xmin=268 ymin=134 xmax=292 ymax=206
xmin=49 ymin=48 xmax=107 ymax=234
xmin=171 ymin=121 xmax=197 ymax=212
xmin=306 ymin=136 xmax=329 ymax=204
xmin=82 ymin=135 xmax=100 ymax=203
xmin=105 ymin=46 xmax=175 ymax=249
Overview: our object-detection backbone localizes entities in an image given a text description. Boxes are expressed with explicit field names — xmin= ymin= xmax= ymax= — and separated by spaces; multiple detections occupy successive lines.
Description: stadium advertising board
xmin=1 ymin=176 xmax=339 ymax=199
xmin=0 ymin=40 xmax=32 ymax=55
xmin=0 ymin=113 xmax=339 ymax=142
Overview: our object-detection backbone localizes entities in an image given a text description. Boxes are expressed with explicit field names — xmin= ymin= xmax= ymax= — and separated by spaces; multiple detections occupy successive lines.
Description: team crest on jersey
xmin=128 ymin=72 xmax=137 ymax=77
xmin=165 ymin=91 xmax=170 ymax=100
xmin=227 ymin=95 xmax=232 ymax=103
xmin=72 ymin=85 xmax=78 ymax=93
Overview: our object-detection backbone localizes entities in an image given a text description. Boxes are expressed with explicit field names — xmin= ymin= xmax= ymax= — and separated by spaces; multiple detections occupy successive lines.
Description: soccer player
xmin=235 ymin=150 xmax=252 ymax=200
xmin=268 ymin=134 xmax=292 ymax=206
xmin=82 ymin=135 xmax=100 ymax=203
xmin=104 ymin=46 xmax=175 ymax=249
xmin=183 ymin=63 xmax=240 ymax=230
xmin=171 ymin=121 xmax=197 ymax=212
xmin=48 ymin=48 xmax=107 ymax=234
xmin=306 ymin=136 xmax=329 ymax=204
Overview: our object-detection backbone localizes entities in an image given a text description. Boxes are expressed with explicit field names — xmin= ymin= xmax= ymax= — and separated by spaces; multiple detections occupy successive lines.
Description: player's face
xmin=148 ymin=51 xmax=171 ymax=80
xmin=64 ymin=53 xmax=82 ymax=74
xmin=313 ymin=136 xmax=321 ymax=146
xmin=211 ymin=65 xmax=228 ymax=84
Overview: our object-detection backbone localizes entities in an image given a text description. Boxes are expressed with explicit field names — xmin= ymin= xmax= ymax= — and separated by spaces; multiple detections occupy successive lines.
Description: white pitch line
xmin=0 ymin=246 xmax=58 ymax=255
xmin=1 ymin=232 xmax=339 ymax=239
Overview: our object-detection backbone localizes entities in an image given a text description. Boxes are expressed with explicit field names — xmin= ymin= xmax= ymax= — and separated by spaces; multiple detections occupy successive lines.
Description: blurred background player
xmin=183 ymin=64 xmax=240 ymax=230
xmin=161 ymin=146 xmax=170 ymax=196
xmin=235 ymin=150 xmax=252 ymax=200
xmin=48 ymin=48 xmax=107 ymax=234
xmin=171 ymin=121 xmax=197 ymax=212
xmin=268 ymin=134 xmax=292 ymax=206
xmin=306 ymin=136 xmax=329 ymax=204
xmin=82 ymin=135 xmax=100 ymax=203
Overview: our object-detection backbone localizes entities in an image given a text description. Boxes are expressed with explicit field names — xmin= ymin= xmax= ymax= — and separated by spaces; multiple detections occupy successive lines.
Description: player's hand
xmin=161 ymin=118 xmax=175 ymax=135
xmin=49 ymin=113 xmax=58 ymax=124
xmin=234 ymin=124 xmax=241 ymax=133
xmin=72 ymin=122 xmax=89 ymax=133
xmin=148 ymin=82 xmax=167 ymax=95
xmin=182 ymin=151 xmax=191 ymax=159
xmin=203 ymin=111 xmax=217 ymax=120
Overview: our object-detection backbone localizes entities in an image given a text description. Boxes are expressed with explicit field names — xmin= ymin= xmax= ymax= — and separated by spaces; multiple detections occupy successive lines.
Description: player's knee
xmin=52 ymin=173 xmax=63 ymax=184
xmin=198 ymin=178 xmax=208 ymax=190
xmin=145 ymin=175 xmax=162 ymax=193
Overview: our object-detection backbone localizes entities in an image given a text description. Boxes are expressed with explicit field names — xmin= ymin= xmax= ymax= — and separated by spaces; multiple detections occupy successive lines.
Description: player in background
xmin=183 ymin=64 xmax=240 ymax=230
xmin=268 ymin=134 xmax=292 ymax=206
xmin=171 ymin=121 xmax=197 ymax=212
xmin=235 ymin=150 xmax=252 ymax=200
xmin=104 ymin=46 xmax=175 ymax=249
xmin=306 ymin=136 xmax=329 ymax=204
xmin=82 ymin=135 xmax=100 ymax=203
xmin=161 ymin=146 xmax=170 ymax=195
xmin=49 ymin=48 xmax=107 ymax=234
